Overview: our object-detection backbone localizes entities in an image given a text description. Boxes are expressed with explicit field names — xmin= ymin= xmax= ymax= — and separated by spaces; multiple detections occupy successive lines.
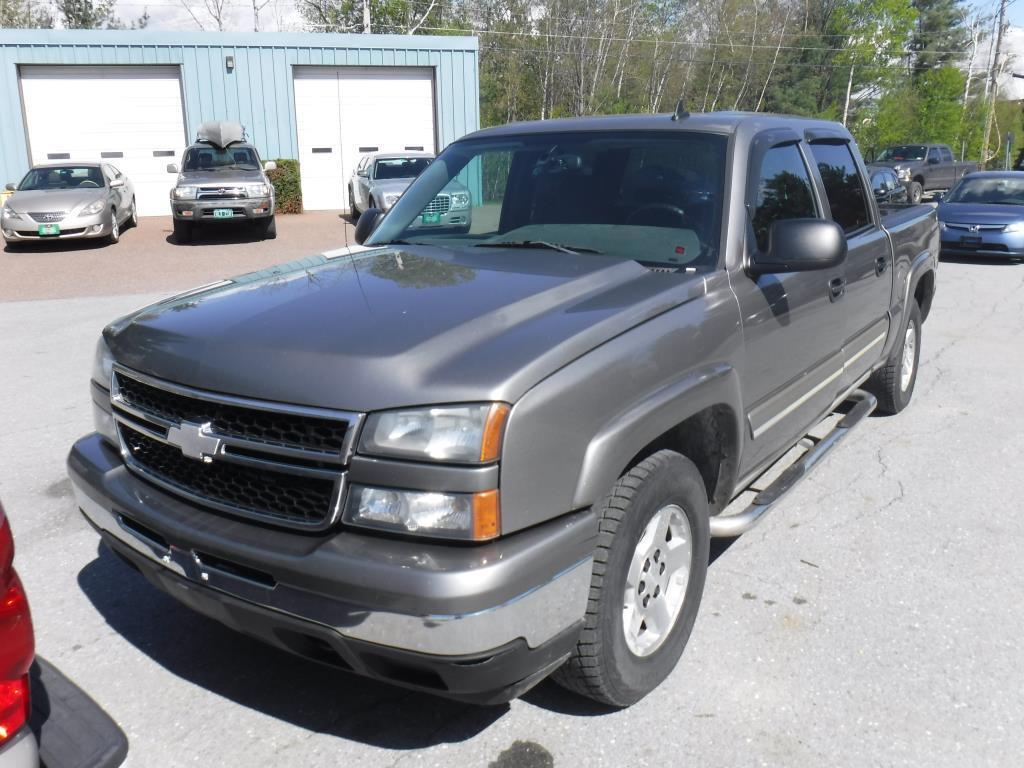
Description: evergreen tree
xmin=910 ymin=0 xmax=969 ymax=71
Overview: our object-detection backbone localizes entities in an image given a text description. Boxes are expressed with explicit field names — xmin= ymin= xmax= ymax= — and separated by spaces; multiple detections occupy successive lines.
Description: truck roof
xmin=462 ymin=111 xmax=854 ymax=141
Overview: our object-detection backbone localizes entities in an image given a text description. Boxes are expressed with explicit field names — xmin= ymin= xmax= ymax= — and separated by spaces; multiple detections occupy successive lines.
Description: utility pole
xmin=982 ymin=0 xmax=1007 ymax=168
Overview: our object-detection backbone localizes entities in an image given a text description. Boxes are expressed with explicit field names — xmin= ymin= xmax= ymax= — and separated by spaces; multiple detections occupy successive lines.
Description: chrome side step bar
xmin=709 ymin=389 xmax=877 ymax=538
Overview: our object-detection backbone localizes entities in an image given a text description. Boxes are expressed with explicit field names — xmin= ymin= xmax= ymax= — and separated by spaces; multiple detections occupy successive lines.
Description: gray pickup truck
xmin=69 ymin=111 xmax=938 ymax=708
xmin=873 ymin=143 xmax=978 ymax=204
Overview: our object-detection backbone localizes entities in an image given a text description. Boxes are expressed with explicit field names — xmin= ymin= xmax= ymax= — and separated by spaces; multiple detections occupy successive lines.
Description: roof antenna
xmin=671 ymin=100 xmax=689 ymax=121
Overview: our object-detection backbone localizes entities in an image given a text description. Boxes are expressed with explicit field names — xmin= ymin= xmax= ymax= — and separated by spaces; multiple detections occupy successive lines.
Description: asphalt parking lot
xmin=1 ymin=230 xmax=1022 ymax=766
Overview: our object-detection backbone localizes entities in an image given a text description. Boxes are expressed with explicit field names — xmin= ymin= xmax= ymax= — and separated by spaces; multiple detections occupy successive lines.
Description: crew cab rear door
xmin=806 ymin=138 xmax=892 ymax=388
xmin=733 ymin=132 xmax=848 ymax=473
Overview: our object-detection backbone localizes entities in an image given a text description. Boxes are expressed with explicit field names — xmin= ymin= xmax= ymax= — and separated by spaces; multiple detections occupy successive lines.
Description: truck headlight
xmin=80 ymin=199 xmax=105 ymax=216
xmin=344 ymin=486 xmax=500 ymax=540
xmin=449 ymin=192 xmax=470 ymax=210
xmin=359 ymin=403 xmax=510 ymax=463
xmin=173 ymin=186 xmax=198 ymax=200
xmin=245 ymin=183 xmax=269 ymax=198
xmin=895 ymin=168 xmax=911 ymax=181
xmin=91 ymin=335 xmax=115 ymax=389
xmin=382 ymin=192 xmax=401 ymax=208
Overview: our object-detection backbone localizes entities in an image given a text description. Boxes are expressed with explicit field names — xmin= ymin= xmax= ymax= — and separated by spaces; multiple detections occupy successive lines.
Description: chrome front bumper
xmin=68 ymin=433 xmax=593 ymax=658
xmin=171 ymin=197 xmax=273 ymax=222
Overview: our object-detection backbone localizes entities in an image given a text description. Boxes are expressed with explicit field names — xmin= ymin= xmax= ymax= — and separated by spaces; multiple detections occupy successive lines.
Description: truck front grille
xmin=423 ymin=194 xmax=451 ymax=215
xmin=198 ymin=187 xmax=246 ymax=200
xmin=110 ymin=367 xmax=361 ymax=531
xmin=120 ymin=424 xmax=337 ymax=528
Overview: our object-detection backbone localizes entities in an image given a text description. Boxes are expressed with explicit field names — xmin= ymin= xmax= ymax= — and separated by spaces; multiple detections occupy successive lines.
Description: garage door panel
xmin=294 ymin=66 xmax=436 ymax=212
xmin=20 ymin=65 xmax=187 ymax=216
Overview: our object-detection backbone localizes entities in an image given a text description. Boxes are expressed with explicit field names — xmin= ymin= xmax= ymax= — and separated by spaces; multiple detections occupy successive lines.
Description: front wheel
xmin=106 ymin=209 xmax=120 ymax=245
xmin=349 ymin=187 xmax=359 ymax=219
xmin=261 ymin=216 xmax=277 ymax=240
xmin=553 ymin=450 xmax=710 ymax=707
xmin=127 ymin=198 xmax=138 ymax=229
xmin=172 ymin=219 xmax=192 ymax=244
xmin=866 ymin=301 xmax=922 ymax=415
xmin=908 ymin=181 xmax=923 ymax=204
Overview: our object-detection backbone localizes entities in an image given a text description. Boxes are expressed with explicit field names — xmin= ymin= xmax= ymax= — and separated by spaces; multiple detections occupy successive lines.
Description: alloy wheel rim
xmin=900 ymin=324 xmax=916 ymax=392
xmin=622 ymin=504 xmax=692 ymax=657
xmin=111 ymin=217 xmax=119 ymax=240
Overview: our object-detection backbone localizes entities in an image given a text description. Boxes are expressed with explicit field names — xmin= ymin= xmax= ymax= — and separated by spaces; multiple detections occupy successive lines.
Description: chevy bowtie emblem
xmin=166 ymin=421 xmax=222 ymax=463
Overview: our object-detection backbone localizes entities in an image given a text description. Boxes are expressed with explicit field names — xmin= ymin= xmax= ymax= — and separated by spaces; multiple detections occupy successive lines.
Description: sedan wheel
xmin=128 ymin=198 xmax=138 ymax=228
xmin=107 ymin=210 xmax=120 ymax=245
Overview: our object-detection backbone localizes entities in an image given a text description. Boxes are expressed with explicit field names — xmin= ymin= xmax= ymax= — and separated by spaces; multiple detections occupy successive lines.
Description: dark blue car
xmin=938 ymin=171 xmax=1024 ymax=260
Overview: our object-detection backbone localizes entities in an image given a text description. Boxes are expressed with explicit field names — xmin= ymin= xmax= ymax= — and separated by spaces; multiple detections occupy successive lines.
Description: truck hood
xmin=177 ymin=169 xmax=265 ymax=185
xmin=937 ymin=202 xmax=1024 ymax=225
xmin=106 ymin=245 xmax=704 ymax=412
xmin=7 ymin=188 xmax=105 ymax=213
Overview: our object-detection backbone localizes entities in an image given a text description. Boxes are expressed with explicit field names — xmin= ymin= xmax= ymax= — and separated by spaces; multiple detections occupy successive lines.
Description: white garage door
xmin=19 ymin=65 xmax=188 ymax=217
xmin=294 ymin=67 xmax=436 ymax=211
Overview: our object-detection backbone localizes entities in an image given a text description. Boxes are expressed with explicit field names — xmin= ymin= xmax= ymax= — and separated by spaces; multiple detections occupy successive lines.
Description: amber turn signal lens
xmin=472 ymin=490 xmax=500 ymax=540
xmin=479 ymin=403 xmax=510 ymax=463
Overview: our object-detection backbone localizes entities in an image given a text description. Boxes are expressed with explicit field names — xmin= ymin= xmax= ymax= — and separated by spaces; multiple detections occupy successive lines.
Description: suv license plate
xmin=213 ymin=209 xmax=234 ymax=219
xmin=37 ymin=223 xmax=60 ymax=236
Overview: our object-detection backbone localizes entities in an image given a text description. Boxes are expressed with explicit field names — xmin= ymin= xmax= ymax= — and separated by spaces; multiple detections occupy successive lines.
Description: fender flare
xmin=571 ymin=362 xmax=744 ymax=511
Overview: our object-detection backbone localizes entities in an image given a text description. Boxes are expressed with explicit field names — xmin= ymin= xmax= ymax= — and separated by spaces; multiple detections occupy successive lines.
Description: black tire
xmin=173 ymin=219 xmax=192 ymax=244
xmin=908 ymin=181 xmax=923 ymax=204
xmin=106 ymin=208 xmax=120 ymax=245
xmin=349 ymin=187 xmax=359 ymax=219
xmin=261 ymin=216 xmax=277 ymax=240
xmin=127 ymin=197 xmax=138 ymax=229
xmin=553 ymin=450 xmax=710 ymax=707
xmin=866 ymin=301 xmax=922 ymax=415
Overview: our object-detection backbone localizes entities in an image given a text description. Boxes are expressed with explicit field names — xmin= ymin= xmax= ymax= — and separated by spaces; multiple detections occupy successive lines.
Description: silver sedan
xmin=2 ymin=162 xmax=136 ymax=248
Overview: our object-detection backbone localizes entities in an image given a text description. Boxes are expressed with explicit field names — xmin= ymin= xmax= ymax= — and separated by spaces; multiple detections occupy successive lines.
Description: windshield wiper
xmin=475 ymin=240 xmax=602 ymax=255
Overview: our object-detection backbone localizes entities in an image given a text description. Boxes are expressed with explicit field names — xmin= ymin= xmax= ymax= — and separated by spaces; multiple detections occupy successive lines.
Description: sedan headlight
xmin=344 ymin=486 xmax=499 ymax=540
xmin=359 ymin=403 xmax=510 ymax=463
xmin=1003 ymin=221 xmax=1024 ymax=233
xmin=1 ymin=203 xmax=20 ymax=220
xmin=449 ymin=191 xmax=471 ymax=210
xmin=172 ymin=186 xmax=198 ymax=200
xmin=80 ymin=199 xmax=105 ymax=216
xmin=91 ymin=335 xmax=115 ymax=389
xmin=382 ymin=192 xmax=401 ymax=208
xmin=245 ymin=183 xmax=270 ymax=198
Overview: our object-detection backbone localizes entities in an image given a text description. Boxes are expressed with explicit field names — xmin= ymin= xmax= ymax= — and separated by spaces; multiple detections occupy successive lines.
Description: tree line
xmin=3 ymin=0 xmax=1020 ymax=164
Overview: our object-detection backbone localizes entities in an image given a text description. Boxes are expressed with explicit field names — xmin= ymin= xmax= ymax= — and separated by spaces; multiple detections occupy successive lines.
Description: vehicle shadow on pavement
xmin=163 ymin=227 xmax=270 ymax=247
xmin=939 ymin=255 xmax=1022 ymax=266
xmin=4 ymin=239 xmax=111 ymax=254
xmin=76 ymin=545 xmax=506 ymax=749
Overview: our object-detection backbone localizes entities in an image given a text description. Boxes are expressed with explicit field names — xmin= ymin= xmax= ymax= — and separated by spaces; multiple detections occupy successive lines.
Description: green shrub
xmin=267 ymin=159 xmax=302 ymax=214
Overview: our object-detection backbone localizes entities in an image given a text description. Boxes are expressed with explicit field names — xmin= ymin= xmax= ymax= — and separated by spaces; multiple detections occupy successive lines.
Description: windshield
xmin=374 ymin=157 xmax=432 ymax=180
xmin=876 ymin=145 xmax=927 ymax=162
xmin=182 ymin=145 xmax=260 ymax=171
xmin=19 ymin=166 xmax=104 ymax=190
xmin=944 ymin=176 xmax=1024 ymax=205
xmin=367 ymin=130 xmax=727 ymax=269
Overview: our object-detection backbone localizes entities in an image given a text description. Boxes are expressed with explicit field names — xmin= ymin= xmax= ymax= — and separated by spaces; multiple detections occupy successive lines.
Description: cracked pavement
xmin=1 ymin=257 xmax=1022 ymax=766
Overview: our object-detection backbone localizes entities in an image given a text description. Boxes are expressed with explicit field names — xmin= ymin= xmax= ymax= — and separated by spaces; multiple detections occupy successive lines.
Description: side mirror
xmin=356 ymin=168 xmax=369 ymax=177
xmin=4 ymin=183 xmax=15 ymax=191
xmin=749 ymin=219 xmax=846 ymax=276
xmin=932 ymin=192 xmax=944 ymax=202
xmin=110 ymin=178 xmax=125 ymax=188
xmin=166 ymin=163 xmax=179 ymax=174
xmin=263 ymin=161 xmax=277 ymax=172
xmin=354 ymin=208 xmax=382 ymax=245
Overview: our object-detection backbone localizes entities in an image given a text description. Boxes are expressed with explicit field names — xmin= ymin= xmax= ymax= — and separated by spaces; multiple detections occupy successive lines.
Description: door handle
xmin=828 ymin=276 xmax=846 ymax=302
xmin=875 ymin=255 xmax=888 ymax=275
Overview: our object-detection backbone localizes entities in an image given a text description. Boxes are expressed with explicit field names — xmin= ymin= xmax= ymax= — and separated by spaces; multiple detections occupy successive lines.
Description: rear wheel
xmin=908 ymin=181 xmax=923 ymax=204
xmin=866 ymin=301 xmax=922 ymax=415
xmin=553 ymin=450 xmax=710 ymax=707
xmin=173 ymin=219 xmax=192 ymax=244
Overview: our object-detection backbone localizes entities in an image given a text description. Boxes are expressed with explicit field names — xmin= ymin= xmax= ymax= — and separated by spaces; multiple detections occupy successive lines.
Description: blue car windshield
xmin=945 ymin=177 xmax=1024 ymax=205
xmin=366 ymin=130 xmax=728 ymax=269
xmin=19 ymin=166 xmax=104 ymax=190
